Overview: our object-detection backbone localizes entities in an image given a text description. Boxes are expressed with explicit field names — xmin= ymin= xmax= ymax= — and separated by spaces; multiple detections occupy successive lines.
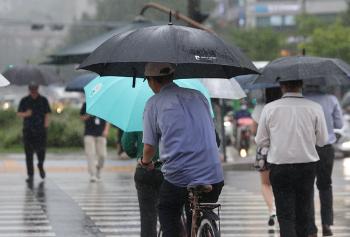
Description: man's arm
xmin=142 ymin=143 xmax=156 ymax=164
xmin=316 ymin=108 xmax=329 ymax=147
xmin=17 ymin=110 xmax=32 ymax=118
xmin=44 ymin=113 xmax=50 ymax=128
xmin=255 ymin=108 xmax=270 ymax=148
xmin=102 ymin=123 xmax=110 ymax=137
xmin=332 ymin=97 xmax=343 ymax=129
xmin=17 ymin=99 xmax=31 ymax=118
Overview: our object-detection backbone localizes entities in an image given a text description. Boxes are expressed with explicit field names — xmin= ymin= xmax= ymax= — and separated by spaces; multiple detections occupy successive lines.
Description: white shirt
xmin=252 ymin=104 xmax=264 ymax=123
xmin=255 ymin=92 xmax=328 ymax=164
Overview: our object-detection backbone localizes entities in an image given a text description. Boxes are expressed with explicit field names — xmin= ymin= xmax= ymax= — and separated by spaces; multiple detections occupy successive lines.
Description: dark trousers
xmin=134 ymin=166 xmax=164 ymax=237
xmin=308 ymin=145 xmax=334 ymax=234
xmin=158 ymin=179 xmax=224 ymax=237
xmin=23 ymin=129 xmax=47 ymax=177
xmin=270 ymin=162 xmax=316 ymax=237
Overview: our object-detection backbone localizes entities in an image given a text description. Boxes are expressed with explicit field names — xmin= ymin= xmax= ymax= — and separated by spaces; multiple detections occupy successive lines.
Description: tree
xmin=295 ymin=14 xmax=324 ymax=39
xmin=301 ymin=22 xmax=350 ymax=62
xmin=223 ymin=27 xmax=285 ymax=61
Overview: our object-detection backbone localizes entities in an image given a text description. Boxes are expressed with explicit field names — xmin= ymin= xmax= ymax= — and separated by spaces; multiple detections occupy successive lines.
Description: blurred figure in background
xmin=121 ymin=131 xmax=163 ymax=237
xmin=252 ymin=87 xmax=282 ymax=227
xmin=234 ymin=102 xmax=253 ymax=157
xmin=17 ymin=82 xmax=51 ymax=183
xmin=80 ymin=102 xmax=110 ymax=182
xmin=305 ymin=85 xmax=343 ymax=237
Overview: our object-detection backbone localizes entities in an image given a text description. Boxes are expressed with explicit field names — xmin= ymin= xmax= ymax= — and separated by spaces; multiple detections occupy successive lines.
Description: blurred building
xmin=0 ymin=0 xmax=96 ymax=70
xmin=213 ymin=0 xmax=348 ymax=28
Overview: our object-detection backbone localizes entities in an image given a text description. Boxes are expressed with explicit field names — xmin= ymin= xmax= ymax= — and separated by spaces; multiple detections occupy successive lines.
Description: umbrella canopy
xmin=0 ymin=74 xmax=10 ymax=87
xmin=235 ymin=74 xmax=277 ymax=90
xmin=2 ymin=65 xmax=61 ymax=86
xmin=46 ymin=18 xmax=162 ymax=65
xmin=254 ymin=56 xmax=350 ymax=86
xmin=65 ymin=73 xmax=98 ymax=92
xmin=79 ymin=24 xmax=259 ymax=78
xmin=84 ymin=76 xmax=213 ymax=132
xmin=199 ymin=78 xmax=246 ymax=99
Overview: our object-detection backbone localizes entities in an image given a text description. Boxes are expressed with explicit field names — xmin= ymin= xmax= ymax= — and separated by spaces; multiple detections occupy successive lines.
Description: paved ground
xmin=0 ymin=152 xmax=350 ymax=237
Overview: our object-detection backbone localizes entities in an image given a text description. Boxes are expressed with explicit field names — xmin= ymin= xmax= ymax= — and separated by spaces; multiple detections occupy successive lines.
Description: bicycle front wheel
xmin=197 ymin=218 xmax=220 ymax=237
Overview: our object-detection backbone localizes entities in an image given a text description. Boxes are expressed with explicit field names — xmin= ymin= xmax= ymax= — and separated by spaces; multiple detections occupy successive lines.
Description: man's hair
xmin=152 ymin=73 xmax=174 ymax=84
xmin=265 ymin=87 xmax=282 ymax=103
xmin=279 ymin=80 xmax=303 ymax=89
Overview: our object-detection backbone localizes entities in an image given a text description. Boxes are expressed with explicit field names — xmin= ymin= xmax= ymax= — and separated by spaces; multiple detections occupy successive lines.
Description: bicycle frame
xmin=188 ymin=189 xmax=221 ymax=237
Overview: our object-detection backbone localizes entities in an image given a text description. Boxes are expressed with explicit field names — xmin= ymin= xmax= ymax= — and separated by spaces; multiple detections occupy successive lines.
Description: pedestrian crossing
xmin=1 ymin=171 xmax=350 ymax=236
xmin=0 ymin=178 xmax=56 ymax=237
xmin=58 ymin=175 xmax=350 ymax=237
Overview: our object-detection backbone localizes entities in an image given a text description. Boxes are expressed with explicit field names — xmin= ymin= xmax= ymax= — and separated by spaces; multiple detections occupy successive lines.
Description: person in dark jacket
xmin=17 ymin=83 xmax=51 ymax=183
xmin=121 ymin=131 xmax=163 ymax=237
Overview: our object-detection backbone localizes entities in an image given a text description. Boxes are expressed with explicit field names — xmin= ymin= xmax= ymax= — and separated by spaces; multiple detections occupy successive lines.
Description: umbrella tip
xmin=168 ymin=11 xmax=173 ymax=25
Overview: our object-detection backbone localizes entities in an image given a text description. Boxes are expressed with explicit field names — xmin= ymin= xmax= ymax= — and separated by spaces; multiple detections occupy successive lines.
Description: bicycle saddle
xmin=187 ymin=184 xmax=213 ymax=193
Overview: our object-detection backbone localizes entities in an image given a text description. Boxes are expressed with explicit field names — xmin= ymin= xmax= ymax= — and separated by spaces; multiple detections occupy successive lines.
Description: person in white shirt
xmin=252 ymin=87 xmax=282 ymax=227
xmin=255 ymin=80 xmax=328 ymax=237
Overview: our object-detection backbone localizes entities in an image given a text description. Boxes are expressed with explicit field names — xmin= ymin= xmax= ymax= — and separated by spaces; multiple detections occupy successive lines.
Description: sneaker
xmin=90 ymin=176 xmax=97 ymax=183
xmin=37 ymin=165 xmax=46 ymax=179
xmin=268 ymin=214 xmax=276 ymax=226
xmin=322 ymin=225 xmax=333 ymax=236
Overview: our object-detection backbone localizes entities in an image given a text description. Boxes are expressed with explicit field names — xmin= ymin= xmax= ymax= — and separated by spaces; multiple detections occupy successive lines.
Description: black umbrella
xmin=2 ymin=65 xmax=61 ymax=86
xmin=254 ymin=56 xmax=350 ymax=86
xmin=79 ymin=24 xmax=259 ymax=79
xmin=234 ymin=74 xmax=278 ymax=90
xmin=45 ymin=18 xmax=162 ymax=65
xmin=65 ymin=73 xmax=98 ymax=92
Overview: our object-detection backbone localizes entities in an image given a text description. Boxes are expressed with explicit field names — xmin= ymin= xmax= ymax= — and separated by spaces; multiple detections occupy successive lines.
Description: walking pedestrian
xmin=80 ymin=102 xmax=110 ymax=182
xmin=305 ymin=85 xmax=343 ymax=237
xmin=255 ymin=80 xmax=328 ymax=237
xmin=140 ymin=63 xmax=224 ymax=237
xmin=252 ymin=87 xmax=282 ymax=227
xmin=17 ymin=82 xmax=51 ymax=183
xmin=121 ymin=131 xmax=163 ymax=237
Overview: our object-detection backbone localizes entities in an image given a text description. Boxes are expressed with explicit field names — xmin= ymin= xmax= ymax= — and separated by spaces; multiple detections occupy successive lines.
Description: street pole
xmin=188 ymin=0 xmax=201 ymax=21
xmin=219 ymin=99 xmax=227 ymax=162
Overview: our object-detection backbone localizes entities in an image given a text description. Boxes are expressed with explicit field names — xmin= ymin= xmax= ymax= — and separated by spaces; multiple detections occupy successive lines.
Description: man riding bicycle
xmin=140 ymin=63 xmax=224 ymax=237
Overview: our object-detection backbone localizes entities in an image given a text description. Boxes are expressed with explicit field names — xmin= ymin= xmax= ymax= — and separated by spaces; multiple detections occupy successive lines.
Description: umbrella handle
xmin=169 ymin=11 xmax=173 ymax=25
xmin=132 ymin=67 xmax=136 ymax=88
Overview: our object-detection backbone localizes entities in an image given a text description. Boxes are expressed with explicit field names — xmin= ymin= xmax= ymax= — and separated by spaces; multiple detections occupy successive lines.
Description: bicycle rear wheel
xmin=197 ymin=218 xmax=220 ymax=237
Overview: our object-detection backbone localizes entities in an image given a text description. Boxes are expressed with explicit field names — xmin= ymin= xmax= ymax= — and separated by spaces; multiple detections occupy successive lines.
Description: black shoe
xmin=38 ymin=165 xmax=46 ymax=179
xmin=322 ymin=225 xmax=333 ymax=236
xmin=268 ymin=214 xmax=276 ymax=226
xmin=25 ymin=176 xmax=33 ymax=183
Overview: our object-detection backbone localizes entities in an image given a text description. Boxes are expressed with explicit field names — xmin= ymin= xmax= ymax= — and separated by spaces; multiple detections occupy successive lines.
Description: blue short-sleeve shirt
xmin=143 ymin=82 xmax=224 ymax=187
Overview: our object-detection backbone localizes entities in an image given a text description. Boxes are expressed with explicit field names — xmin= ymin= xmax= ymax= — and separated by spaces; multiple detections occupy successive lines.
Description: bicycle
xmin=158 ymin=184 xmax=221 ymax=237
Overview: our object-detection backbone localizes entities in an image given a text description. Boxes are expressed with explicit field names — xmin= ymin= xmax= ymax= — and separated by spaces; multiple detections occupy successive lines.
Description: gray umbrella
xmin=46 ymin=18 xmax=162 ymax=65
xmin=79 ymin=24 xmax=259 ymax=79
xmin=65 ymin=73 xmax=98 ymax=92
xmin=2 ymin=65 xmax=61 ymax=86
xmin=254 ymin=56 xmax=350 ymax=86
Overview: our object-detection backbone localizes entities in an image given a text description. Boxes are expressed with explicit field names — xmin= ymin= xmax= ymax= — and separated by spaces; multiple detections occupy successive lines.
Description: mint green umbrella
xmin=84 ymin=76 xmax=213 ymax=132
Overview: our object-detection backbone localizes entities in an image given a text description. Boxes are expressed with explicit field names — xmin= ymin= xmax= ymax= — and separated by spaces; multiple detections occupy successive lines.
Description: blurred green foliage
xmin=0 ymin=108 xmax=119 ymax=150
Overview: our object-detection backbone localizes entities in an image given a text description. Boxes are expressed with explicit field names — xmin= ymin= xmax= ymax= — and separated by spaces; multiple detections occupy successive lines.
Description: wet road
xmin=0 ymin=155 xmax=350 ymax=236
